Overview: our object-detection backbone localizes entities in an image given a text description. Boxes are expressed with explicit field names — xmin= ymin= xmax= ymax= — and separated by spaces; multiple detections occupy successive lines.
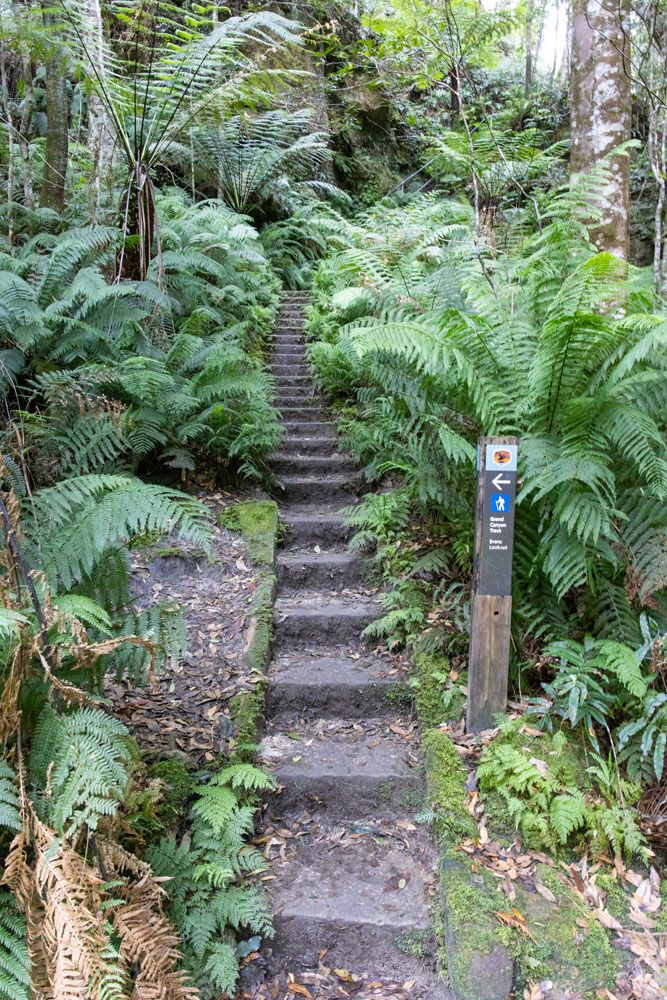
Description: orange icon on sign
xmin=493 ymin=449 xmax=512 ymax=465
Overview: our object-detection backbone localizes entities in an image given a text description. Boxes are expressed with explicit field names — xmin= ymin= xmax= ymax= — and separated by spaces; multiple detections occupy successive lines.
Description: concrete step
xmin=282 ymin=510 xmax=351 ymax=546
xmin=277 ymin=550 xmax=365 ymax=590
xmin=278 ymin=475 xmax=354 ymax=502
xmin=273 ymin=453 xmax=352 ymax=477
xmin=273 ymin=593 xmax=377 ymax=644
xmin=261 ymin=718 xmax=424 ymax=819
xmin=267 ymin=649 xmax=399 ymax=717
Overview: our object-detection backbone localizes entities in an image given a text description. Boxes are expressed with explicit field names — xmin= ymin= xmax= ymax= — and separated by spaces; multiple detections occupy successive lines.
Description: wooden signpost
xmin=467 ymin=436 xmax=519 ymax=734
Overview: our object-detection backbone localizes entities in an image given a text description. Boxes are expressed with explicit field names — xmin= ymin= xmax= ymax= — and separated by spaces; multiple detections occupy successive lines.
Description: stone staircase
xmin=260 ymin=291 xmax=451 ymax=995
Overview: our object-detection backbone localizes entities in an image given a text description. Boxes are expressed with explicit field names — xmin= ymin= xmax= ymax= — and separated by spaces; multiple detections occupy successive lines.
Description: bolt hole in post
xmin=467 ymin=436 xmax=519 ymax=734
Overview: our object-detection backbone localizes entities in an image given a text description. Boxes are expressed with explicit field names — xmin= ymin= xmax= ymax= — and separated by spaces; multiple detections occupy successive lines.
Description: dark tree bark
xmin=570 ymin=0 xmax=632 ymax=259
xmin=40 ymin=12 xmax=69 ymax=213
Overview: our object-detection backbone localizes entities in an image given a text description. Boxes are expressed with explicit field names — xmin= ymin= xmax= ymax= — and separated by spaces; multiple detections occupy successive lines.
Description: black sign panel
xmin=477 ymin=442 xmax=518 ymax=597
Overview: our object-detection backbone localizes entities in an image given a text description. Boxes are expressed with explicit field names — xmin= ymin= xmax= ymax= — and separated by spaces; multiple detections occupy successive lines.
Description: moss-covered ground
xmin=412 ymin=649 xmax=639 ymax=999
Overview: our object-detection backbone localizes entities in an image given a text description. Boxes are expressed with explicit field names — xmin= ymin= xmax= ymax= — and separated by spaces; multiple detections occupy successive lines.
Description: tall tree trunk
xmin=570 ymin=0 xmax=632 ymax=259
xmin=18 ymin=48 xmax=35 ymax=210
xmin=525 ymin=0 xmax=534 ymax=98
xmin=84 ymin=0 xmax=111 ymax=218
xmin=449 ymin=64 xmax=461 ymax=117
xmin=0 ymin=43 xmax=16 ymax=242
xmin=40 ymin=12 xmax=69 ymax=213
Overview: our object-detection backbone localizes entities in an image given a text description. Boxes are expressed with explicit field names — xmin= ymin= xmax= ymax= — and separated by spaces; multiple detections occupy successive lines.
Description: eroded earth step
xmin=264 ymin=819 xmax=444 ymax=987
xmin=266 ymin=646 xmax=404 ymax=717
xmin=273 ymin=593 xmax=377 ymax=644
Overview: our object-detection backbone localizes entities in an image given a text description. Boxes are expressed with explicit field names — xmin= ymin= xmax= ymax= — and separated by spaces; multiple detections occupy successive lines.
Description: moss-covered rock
xmin=413 ymin=650 xmax=465 ymax=727
xmin=514 ymin=871 xmax=620 ymax=996
xmin=421 ymin=728 xmax=476 ymax=842
xmin=440 ymin=851 xmax=515 ymax=1000
xmin=222 ymin=500 xmax=279 ymax=760
xmin=219 ymin=500 xmax=278 ymax=567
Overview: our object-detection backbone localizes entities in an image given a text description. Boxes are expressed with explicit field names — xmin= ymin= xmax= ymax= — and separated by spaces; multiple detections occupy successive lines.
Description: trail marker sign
xmin=467 ymin=436 xmax=519 ymax=734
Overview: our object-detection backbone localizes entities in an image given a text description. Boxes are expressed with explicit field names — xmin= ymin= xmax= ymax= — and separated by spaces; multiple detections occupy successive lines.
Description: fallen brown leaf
xmin=287 ymin=985 xmax=313 ymax=999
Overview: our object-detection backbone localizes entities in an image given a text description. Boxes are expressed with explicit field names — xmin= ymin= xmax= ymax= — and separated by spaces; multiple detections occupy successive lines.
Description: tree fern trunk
xmin=117 ymin=166 xmax=156 ymax=281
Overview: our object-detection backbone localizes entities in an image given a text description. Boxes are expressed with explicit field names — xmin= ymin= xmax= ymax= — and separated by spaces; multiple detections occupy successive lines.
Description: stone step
xmin=262 ymin=719 xmax=424 ymax=819
xmin=277 ymin=550 xmax=365 ymax=590
xmin=273 ymin=374 xmax=312 ymax=385
xmin=270 ymin=364 xmax=310 ymax=376
xmin=282 ymin=510 xmax=351 ymax=546
xmin=278 ymin=410 xmax=330 ymax=424
xmin=280 ymin=418 xmax=337 ymax=434
xmin=275 ymin=378 xmax=322 ymax=402
xmin=267 ymin=649 xmax=398 ymax=717
xmin=272 ymin=348 xmax=306 ymax=358
xmin=273 ymin=453 xmax=352 ymax=476
xmin=273 ymin=594 xmax=376 ymax=644
xmin=281 ymin=435 xmax=339 ymax=455
xmin=266 ymin=827 xmax=440 ymax=984
xmin=275 ymin=395 xmax=322 ymax=406
xmin=278 ymin=475 xmax=353 ymax=502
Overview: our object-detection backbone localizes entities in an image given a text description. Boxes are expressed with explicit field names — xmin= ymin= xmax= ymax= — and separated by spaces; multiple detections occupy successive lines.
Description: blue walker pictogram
xmin=491 ymin=493 xmax=511 ymax=513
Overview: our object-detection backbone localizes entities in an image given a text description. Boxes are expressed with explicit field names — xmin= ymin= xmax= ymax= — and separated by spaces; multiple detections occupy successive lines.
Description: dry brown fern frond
xmin=33 ymin=815 xmax=119 ymax=999
xmin=112 ymin=877 xmax=198 ymax=1000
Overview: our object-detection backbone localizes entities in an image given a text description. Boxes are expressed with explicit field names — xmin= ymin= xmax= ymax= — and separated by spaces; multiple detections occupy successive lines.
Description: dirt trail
xmin=245 ymin=293 xmax=452 ymax=1000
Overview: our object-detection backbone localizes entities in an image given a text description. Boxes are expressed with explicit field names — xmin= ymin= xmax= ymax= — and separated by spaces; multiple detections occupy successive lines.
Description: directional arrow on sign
xmin=492 ymin=473 xmax=511 ymax=490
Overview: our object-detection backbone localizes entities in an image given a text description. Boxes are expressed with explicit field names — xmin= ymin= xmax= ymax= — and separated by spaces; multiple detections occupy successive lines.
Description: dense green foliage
xmin=306 ymin=185 xmax=667 ymax=855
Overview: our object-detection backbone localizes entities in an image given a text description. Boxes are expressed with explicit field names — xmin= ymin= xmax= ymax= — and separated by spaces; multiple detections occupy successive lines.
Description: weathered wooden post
xmin=467 ymin=436 xmax=519 ymax=734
